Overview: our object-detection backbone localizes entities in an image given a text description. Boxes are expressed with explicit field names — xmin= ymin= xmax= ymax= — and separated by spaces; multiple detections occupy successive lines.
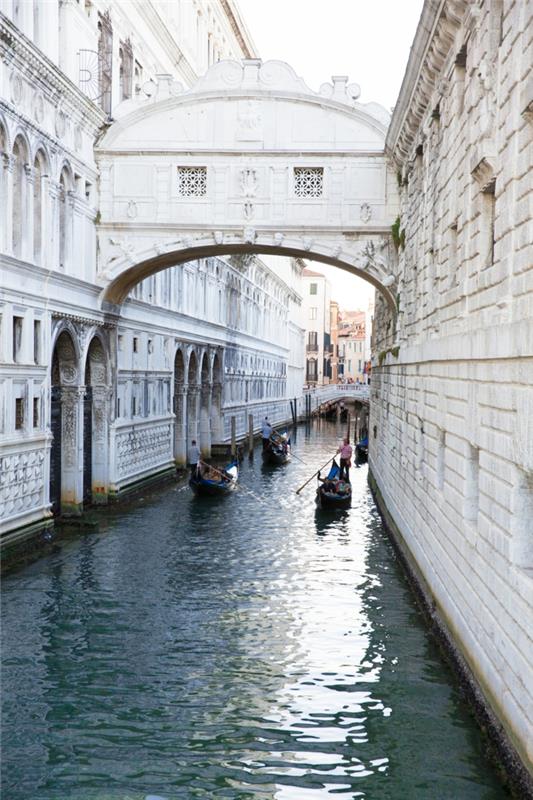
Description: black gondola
xmin=355 ymin=435 xmax=368 ymax=463
xmin=263 ymin=433 xmax=291 ymax=465
xmin=189 ymin=461 xmax=238 ymax=496
xmin=316 ymin=460 xmax=351 ymax=509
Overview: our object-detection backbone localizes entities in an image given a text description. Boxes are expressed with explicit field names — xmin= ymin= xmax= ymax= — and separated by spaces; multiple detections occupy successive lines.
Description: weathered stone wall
xmin=371 ymin=0 xmax=533 ymax=775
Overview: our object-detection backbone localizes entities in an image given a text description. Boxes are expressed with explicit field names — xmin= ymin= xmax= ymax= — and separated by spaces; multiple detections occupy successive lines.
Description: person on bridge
xmin=261 ymin=416 xmax=272 ymax=450
xmin=188 ymin=440 xmax=201 ymax=478
xmin=337 ymin=437 xmax=353 ymax=482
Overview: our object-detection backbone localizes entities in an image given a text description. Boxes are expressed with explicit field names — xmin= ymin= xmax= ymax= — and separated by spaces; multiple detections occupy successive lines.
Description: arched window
xmin=33 ymin=149 xmax=47 ymax=264
xmin=12 ymin=135 xmax=28 ymax=258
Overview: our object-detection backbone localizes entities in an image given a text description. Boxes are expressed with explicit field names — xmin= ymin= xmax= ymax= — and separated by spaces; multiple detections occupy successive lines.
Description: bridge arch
xmin=95 ymin=58 xmax=399 ymax=313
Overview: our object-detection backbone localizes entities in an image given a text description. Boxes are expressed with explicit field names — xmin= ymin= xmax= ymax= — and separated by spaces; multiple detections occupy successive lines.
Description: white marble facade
xmin=0 ymin=2 xmax=307 ymax=537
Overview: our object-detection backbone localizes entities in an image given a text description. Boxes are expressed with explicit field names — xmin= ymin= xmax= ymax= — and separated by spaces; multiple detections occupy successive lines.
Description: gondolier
xmin=261 ymin=416 xmax=272 ymax=451
xmin=188 ymin=439 xmax=201 ymax=478
xmin=337 ymin=437 xmax=353 ymax=482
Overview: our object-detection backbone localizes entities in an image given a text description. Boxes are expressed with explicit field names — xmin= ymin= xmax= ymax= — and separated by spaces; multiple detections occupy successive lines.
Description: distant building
xmin=302 ymin=268 xmax=332 ymax=385
xmin=330 ymin=301 xmax=340 ymax=383
xmin=338 ymin=310 xmax=366 ymax=383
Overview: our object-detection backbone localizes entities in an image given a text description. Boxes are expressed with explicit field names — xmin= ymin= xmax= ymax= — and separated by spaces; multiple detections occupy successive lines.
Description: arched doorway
xmin=186 ymin=351 xmax=199 ymax=453
xmin=49 ymin=329 xmax=82 ymax=515
xmin=83 ymin=336 xmax=109 ymax=505
xmin=199 ymin=352 xmax=211 ymax=457
xmin=173 ymin=348 xmax=186 ymax=465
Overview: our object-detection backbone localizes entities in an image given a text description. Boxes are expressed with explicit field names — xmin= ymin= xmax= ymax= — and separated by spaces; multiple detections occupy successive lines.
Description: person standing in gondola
xmin=337 ymin=437 xmax=353 ymax=482
xmin=261 ymin=416 xmax=272 ymax=451
xmin=188 ymin=439 xmax=201 ymax=478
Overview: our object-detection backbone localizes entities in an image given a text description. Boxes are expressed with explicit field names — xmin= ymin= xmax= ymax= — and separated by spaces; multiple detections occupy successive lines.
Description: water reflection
xmin=1 ymin=422 xmax=509 ymax=799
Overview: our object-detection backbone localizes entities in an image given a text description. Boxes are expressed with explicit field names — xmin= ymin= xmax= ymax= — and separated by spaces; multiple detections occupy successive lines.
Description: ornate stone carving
xmin=33 ymin=90 xmax=45 ymax=123
xmin=10 ymin=72 xmax=23 ymax=104
xmin=243 ymin=227 xmax=256 ymax=243
xmin=55 ymin=109 xmax=67 ymax=138
xmin=240 ymin=167 xmax=257 ymax=198
xmin=360 ymin=203 xmax=372 ymax=223
xmin=355 ymin=240 xmax=388 ymax=272
xmin=0 ymin=449 xmax=45 ymax=520
xmin=213 ymin=230 xmax=224 ymax=244
xmin=115 ymin=423 xmax=172 ymax=479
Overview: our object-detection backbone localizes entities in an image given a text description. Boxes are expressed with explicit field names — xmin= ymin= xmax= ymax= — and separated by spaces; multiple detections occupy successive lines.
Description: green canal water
xmin=1 ymin=422 xmax=509 ymax=799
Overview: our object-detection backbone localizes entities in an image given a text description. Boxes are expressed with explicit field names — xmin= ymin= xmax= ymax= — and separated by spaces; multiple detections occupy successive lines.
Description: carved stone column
xmin=60 ymin=385 xmax=85 ymax=515
xmin=24 ymin=163 xmax=34 ymax=263
xmin=186 ymin=384 xmax=200 ymax=450
xmin=200 ymin=383 xmax=212 ymax=458
xmin=173 ymin=384 xmax=187 ymax=466
xmin=48 ymin=180 xmax=60 ymax=270
xmin=210 ymin=381 xmax=223 ymax=444
xmin=91 ymin=385 xmax=110 ymax=503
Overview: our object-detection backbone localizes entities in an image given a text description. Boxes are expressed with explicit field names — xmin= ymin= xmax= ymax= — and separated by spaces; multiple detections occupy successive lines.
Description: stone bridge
xmin=95 ymin=59 xmax=399 ymax=311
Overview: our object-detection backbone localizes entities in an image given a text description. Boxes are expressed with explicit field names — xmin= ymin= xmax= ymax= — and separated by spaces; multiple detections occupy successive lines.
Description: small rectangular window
xmin=33 ymin=397 xmax=39 ymax=427
xmin=15 ymin=398 xmax=24 ymax=430
xmin=481 ymin=181 xmax=496 ymax=267
xmin=309 ymin=307 xmax=317 ymax=320
xmin=33 ymin=320 xmax=41 ymax=364
xmin=13 ymin=316 xmax=23 ymax=363
xmin=133 ymin=337 xmax=139 ymax=353
xmin=177 ymin=166 xmax=207 ymax=196
xmin=118 ymin=334 xmax=124 ymax=351
xmin=310 ymin=283 xmax=317 ymax=295
xmin=294 ymin=167 xmax=323 ymax=197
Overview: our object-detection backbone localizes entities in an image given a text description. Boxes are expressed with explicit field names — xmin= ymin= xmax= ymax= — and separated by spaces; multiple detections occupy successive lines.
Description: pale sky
xmin=236 ymin=0 xmax=424 ymax=310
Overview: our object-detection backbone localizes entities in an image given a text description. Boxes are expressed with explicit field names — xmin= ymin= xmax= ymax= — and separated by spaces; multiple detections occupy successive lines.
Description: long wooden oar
xmin=295 ymin=455 xmax=336 ymax=495
xmin=198 ymin=460 xmax=268 ymax=506
xmin=271 ymin=428 xmax=307 ymax=465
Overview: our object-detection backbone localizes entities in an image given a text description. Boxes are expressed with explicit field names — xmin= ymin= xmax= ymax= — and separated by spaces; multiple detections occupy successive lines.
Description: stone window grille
xmin=33 ymin=397 xmax=39 ymax=428
xmin=294 ymin=167 xmax=323 ymax=197
xmin=177 ymin=167 xmax=207 ymax=197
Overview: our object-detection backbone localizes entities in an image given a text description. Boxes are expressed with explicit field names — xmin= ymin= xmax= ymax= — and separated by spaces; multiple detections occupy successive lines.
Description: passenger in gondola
xmin=261 ymin=416 xmax=272 ymax=450
xmin=188 ymin=439 xmax=201 ymax=478
xmin=337 ymin=437 xmax=353 ymax=482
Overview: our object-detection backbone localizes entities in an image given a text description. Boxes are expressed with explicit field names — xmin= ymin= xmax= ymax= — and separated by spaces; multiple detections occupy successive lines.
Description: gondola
xmin=316 ymin=459 xmax=351 ymax=509
xmin=355 ymin=435 xmax=368 ymax=463
xmin=189 ymin=461 xmax=238 ymax=496
xmin=263 ymin=433 xmax=291 ymax=465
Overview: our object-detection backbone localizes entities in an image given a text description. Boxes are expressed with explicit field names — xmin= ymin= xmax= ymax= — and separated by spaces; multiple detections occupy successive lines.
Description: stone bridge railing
xmin=302 ymin=384 xmax=370 ymax=417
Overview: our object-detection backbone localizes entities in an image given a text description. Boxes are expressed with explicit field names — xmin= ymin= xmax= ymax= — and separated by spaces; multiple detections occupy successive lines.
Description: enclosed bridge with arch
xmin=96 ymin=59 xmax=399 ymax=313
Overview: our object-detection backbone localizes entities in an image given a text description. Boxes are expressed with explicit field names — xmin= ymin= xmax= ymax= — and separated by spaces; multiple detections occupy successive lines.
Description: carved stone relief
xmin=0 ymin=449 xmax=45 ymax=519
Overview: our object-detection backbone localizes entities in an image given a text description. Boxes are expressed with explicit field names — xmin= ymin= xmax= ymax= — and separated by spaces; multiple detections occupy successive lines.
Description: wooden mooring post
xmin=231 ymin=416 xmax=237 ymax=458
xmin=248 ymin=413 xmax=254 ymax=458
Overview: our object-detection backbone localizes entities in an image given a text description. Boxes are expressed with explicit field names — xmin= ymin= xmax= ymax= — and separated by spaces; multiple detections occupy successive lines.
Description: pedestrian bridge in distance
xmin=303 ymin=384 xmax=370 ymax=416
xmin=96 ymin=59 xmax=399 ymax=312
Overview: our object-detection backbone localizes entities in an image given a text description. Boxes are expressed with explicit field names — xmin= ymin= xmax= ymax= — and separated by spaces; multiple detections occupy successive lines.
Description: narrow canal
xmin=2 ymin=422 xmax=509 ymax=800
